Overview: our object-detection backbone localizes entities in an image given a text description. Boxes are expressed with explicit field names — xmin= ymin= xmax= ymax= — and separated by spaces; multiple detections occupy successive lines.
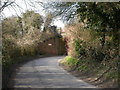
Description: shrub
xmin=64 ymin=56 xmax=79 ymax=66
xmin=73 ymin=39 xmax=86 ymax=58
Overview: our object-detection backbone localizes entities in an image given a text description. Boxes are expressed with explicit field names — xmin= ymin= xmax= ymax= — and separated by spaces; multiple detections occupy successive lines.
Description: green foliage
xmin=64 ymin=56 xmax=78 ymax=66
xmin=2 ymin=17 xmax=21 ymax=38
xmin=2 ymin=10 xmax=44 ymax=69
xmin=62 ymin=56 xmax=96 ymax=73
xmin=22 ymin=10 xmax=43 ymax=30
xmin=76 ymin=64 xmax=89 ymax=71
xmin=73 ymin=39 xmax=86 ymax=58
xmin=2 ymin=38 xmax=20 ymax=68
xmin=63 ymin=20 xmax=119 ymax=83
xmin=77 ymin=2 xmax=120 ymax=30
xmin=77 ymin=2 xmax=120 ymax=52
xmin=105 ymin=70 xmax=118 ymax=79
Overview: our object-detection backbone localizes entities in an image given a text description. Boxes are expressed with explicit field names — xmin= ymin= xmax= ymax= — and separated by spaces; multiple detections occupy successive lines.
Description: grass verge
xmin=59 ymin=56 xmax=119 ymax=88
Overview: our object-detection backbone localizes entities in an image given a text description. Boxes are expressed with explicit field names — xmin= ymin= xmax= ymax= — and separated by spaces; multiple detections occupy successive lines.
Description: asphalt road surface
xmin=9 ymin=56 xmax=96 ymax=88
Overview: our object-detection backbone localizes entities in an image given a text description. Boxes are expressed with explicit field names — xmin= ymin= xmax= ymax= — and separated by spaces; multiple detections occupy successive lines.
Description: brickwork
xmin=38 ymin=37 xmax=66 ymax=55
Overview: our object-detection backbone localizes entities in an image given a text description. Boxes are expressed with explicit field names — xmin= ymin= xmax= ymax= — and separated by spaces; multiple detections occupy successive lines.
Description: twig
xmin=94 ymin=67 xmax=111 ymax=81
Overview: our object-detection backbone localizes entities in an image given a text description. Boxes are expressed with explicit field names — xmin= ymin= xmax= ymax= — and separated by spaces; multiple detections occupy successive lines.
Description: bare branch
xmin=0 ymin=1 xmax=14 ymax=12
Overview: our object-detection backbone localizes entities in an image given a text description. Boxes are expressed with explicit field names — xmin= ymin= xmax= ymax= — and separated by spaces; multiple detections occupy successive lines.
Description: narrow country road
xmin=9 ymin=56 xmax=96 ymax=88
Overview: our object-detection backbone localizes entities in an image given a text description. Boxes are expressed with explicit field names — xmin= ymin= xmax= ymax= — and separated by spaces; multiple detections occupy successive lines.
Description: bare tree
xmin=37 ymin=2 xmax=78 ymax=23
xmin=0 ymin=0 xmax=15 ymax=12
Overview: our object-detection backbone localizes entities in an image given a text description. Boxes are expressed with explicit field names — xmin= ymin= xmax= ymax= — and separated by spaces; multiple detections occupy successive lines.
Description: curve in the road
xmin=9 ymin=56 xmax=96 ymax=88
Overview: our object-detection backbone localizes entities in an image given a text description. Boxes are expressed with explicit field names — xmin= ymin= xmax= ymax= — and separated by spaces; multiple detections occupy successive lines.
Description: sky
xmin=2 ymin=0 xmax=45 ymax=17
xmin=2 ymin=0 xmax=65 ymax=28
xmin=53 ymin=19 xmax=65 ymax=28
